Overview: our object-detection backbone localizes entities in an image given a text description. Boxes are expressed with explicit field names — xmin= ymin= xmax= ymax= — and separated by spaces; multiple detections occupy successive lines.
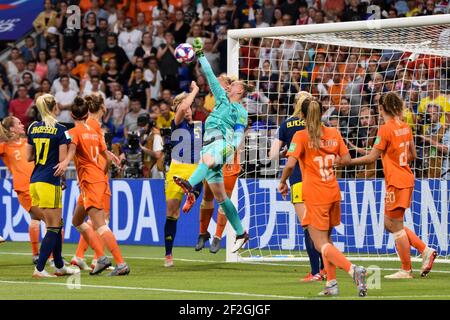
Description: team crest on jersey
xmin=374 ymin=136 xmax=381 ymax=145
xmin=288 ymin=143 xmax=297 ymax=152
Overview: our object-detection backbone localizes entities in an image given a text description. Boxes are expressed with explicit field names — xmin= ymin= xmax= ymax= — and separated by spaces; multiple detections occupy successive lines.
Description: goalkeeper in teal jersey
xmin=174 ymin=38 xmax=249 ymax=253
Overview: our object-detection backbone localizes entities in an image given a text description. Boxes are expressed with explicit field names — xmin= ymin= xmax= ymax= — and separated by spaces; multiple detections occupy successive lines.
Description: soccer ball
xmin=174 ymin=43 xmax=195 ymax=64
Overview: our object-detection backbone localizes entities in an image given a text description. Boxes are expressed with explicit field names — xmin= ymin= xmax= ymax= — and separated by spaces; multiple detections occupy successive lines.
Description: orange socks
xmin=200 ymin=206 xmax=214 ymax=234
xmin=97 ymin=225 xmax=124 ymax=264
xmin=394 ymin=229 xmax=412 ymax=271
xmin=321 ymin=243 xmax=352 ymax=274
xmin=75 ymin=234 xmax=89 ymax=259
xmin=322 ymin=254 xmax=337 ymax=284
xmin=76 ymin=223 xmax=105 ymax=258
xmin=404 ymin=227 xmax=426 ymax=254
xmin=29 ymin=219 xmax=40 ymax=256
xmin=215 ymin=210 xmax=228 ymax=239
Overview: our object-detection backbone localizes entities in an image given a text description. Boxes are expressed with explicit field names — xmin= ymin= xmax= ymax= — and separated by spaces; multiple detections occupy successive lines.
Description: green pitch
xmin=0 ymin=242 xmax=449 ymax=300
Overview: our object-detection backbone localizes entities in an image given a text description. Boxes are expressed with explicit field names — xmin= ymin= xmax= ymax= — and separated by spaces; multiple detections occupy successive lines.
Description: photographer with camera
xmin=163 ymin=81 xmax=204 ymax=268
xmin=138 ymin=113 xmax=165 ymax=179
xmin=417 ymin=103 xmax=448 ymax=178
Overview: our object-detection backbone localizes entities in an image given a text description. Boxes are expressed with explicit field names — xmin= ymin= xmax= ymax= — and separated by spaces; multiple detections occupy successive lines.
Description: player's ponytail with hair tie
xmin=36 ymin=94 xmax=58 ymax=128
xmin=305 ymin=99 xmax=323 ymax=150
xmin=84 ymin=93 xmax=104 ymax=114
xmin=292 ymin=91 xmax=313 ymax=118
xmin=71 ymin=96 xmax=89 ymax=121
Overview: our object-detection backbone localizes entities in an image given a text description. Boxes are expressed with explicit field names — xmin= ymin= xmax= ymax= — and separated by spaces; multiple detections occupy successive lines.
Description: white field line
xmin=1 ymin=251 xmax=450 ymax=274
xmin=0 ymin=280 xmax=450 ymax=300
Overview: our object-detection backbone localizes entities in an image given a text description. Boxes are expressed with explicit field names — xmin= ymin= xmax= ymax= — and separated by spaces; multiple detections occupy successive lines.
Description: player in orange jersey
xmin=69 ymin=93 xmax=119 ymax=271
xmin=0 ymin=116 xmax=44 ymax=262
xmin=55 ymin=96 xmax=130 ymax=276
xmin=278 ymin=98 xmax=367 ymax=297
xmin=338 ymin=92 xmax=437 ymax=279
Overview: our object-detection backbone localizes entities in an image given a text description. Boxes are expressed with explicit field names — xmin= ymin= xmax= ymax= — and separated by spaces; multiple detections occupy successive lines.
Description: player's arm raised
xmin=174 ymin=81 xmax=199 ymax=126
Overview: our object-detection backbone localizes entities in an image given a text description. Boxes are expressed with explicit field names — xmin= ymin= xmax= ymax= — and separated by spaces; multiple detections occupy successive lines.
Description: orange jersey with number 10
xmin=287 ymin=126 xmax=349 ymax=205
xmin=69 ymin=123 xmax=107 ymax=184
xmin=374 ymin=118 xmax=415 ymax=189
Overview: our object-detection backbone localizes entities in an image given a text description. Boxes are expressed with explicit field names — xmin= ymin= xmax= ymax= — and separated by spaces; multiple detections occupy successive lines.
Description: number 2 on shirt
xmin=314 ymin=155 xmax=336 ymax=181
xmin=33 ymin=138 xmax=50 ymax=165
xmin=399 ymin=141 xmax=410 ymax=167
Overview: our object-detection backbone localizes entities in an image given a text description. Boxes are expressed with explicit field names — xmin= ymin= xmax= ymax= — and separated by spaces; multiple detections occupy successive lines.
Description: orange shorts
xmin=303 ymin=201 xmax=341 ymax=231
xmin=78 ymin=181 xmax=108 ymax=211
xmin=384 ymin=186 xmax=413 ymax=219
xmin=224 ymin=174 xmax=238 ymax=196
xmin=17 ymin=190 xmax=32 ymax=212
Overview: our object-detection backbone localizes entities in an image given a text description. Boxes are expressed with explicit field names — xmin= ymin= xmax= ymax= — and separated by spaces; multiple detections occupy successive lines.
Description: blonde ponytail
xmin=292 ymin=91 xmax=313 ymax=118
xmin=306 ymin=100 xmax=323 ymax=149
xmin=36 ymin=94 xmax=57 ymax=128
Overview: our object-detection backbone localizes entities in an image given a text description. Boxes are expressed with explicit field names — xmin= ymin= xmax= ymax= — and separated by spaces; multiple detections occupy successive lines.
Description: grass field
xmin=0 ymin=242 xmax=449 ymax=300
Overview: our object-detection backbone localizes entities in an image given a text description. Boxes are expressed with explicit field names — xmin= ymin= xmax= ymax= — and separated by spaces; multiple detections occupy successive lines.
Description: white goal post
xmin=225 ymin=14 xmax=450 ymax=263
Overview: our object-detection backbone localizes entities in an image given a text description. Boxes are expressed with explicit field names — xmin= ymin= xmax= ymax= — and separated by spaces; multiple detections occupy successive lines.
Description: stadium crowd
xmin=1 ymin=0 xmax=450 ymax=179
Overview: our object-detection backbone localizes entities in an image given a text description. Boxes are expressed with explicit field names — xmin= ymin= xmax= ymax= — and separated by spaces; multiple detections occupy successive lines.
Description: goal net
xmin=226 ymin=15 xmax=450 ymax=263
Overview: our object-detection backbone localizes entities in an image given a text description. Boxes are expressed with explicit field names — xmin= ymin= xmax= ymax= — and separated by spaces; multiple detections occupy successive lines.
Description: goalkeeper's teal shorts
xmin=201 ymin=138 xmax=234 ymax=184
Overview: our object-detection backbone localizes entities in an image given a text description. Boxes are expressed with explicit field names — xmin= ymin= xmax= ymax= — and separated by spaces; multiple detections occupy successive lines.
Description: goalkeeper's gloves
xmin=192 ymin=37 xmax=204 ymax=58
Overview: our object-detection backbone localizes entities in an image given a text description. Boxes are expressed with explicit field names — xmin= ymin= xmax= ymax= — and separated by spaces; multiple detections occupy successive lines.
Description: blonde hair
xmin=0 ymin=116 xmax=17 ymax=141
xmin=292 ymin=91 xmax=313 ymax=118
xmin=36 ymin=94 xmax=58 ymax=127
xmin=172 ymin=92 xmax=189 ymax=112
xmin=305 ymin=100 xmax=323 ymax=150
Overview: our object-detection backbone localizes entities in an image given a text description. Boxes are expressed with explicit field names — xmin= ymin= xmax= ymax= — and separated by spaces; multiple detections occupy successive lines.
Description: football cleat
xmin=173 ymin=176 xmax=194 ymax=194
xmin=182 ymin=192 xmax=196 ymax=213
xmin=318 ymin=281 xmax=339 ymax=296
xmin=107 ymin=263 xmax=130 ymax=276
xmin=0 ymin=235 xmax=5 ymax=243
xmin=90 ymin=256 xmax=112 ymax=275
xmin=384 ymin=269 xmax=413 ymax=279
xmin=301 ymin=272 xmax=324 ymax=282
xmin=164 ymin=255 xmax=174 ymax=268
xmin=353 ymin=265 xmax=368 ymax=297
xmin=32 ymin=267 xmax=57 ymax=278
xmin=54 ymin=266 xmax=80 ymax=276
xmin=71 ymin=256 xmax=90 ymax=271
xmin=231 ymin=231 xmax=249 ymax=253
xmin=421 ymin=248 xmax=437 ymax=277
xmin=209 ymin=236 xmax=222 ymax=254
xmin=195 ymin=232 xmax=211 ymax=251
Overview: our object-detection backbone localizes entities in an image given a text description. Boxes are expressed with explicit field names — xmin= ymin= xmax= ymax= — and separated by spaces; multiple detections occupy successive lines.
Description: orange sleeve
xmin=374 ymin=125 xmax=389 ymax=151
xmin=69 ymin=128 xmax=79 ymax=146
xmin=0 ymin=143 xmax=4 ymax=156
xmin=286 ymin=132 xmax=303 ymax=159
xmin=337 ymin=130 xmax=349 ymax=157
xmin=99 ymin=135 xmax=107 ymax=153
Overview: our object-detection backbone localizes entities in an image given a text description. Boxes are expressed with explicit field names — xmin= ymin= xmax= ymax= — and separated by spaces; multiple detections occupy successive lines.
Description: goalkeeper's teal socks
xmin=219 ymin=197 xmax=244 ymax=236
xmin=188 ymin=163 xmax=209 ymax=187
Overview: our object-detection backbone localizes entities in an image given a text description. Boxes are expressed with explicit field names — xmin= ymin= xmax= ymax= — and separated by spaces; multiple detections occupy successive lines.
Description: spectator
xmin=84 ymin=0 xmax=109 ymax=25
xmin=224 ymin=0 xmax=237 ymax=23
xmin=14 ymin=72 xmax=38 ymax=99
xmin=406 ymin=0 xmax=421 ymax=17
xmin=152 ymin=0 xmax=175 ymax=22
xmin=39 ymin=79 xmax=52 ymax=95
xmin=101 ymin=33 xmax=130 ymax=74
xmin=0 ymin=78 xmax=12 ymax=119
xmin=234 ymin=0 xmax=260 ymax=28
xmin=85 ymin=37 xmax=101 ymax=63
xmin=57 ymin=1 xmax=81 ymax=54
xmin=102 ymin=58 xmax=123 ymax=97
xmin=111 ymin=8 xmax=126 ymax=34
xmin=297 ymin=1 xmax=313 ymax=24
xmin=281 ymin=0 xmax=300 ymax=21
xmin=197 ymin=0 xmax=219 ymax=20
xmin=156 ymin=102 xmax=175 ymax=129
xmin=71 ymin=50 xmax=103 ymax=80
xmin=134 ymin=32 xmax=157 ymax=65
xmin=136 ymin=12 xmax=151 ymax=34
xmin=46 ymin=47 xmax=61 ymax=82
xmin=153 ymin=22 xmax=167 ymax=49
xmin=342 ymin=0 xmax=365 ymax=21
xmin=139 ymin=119 xmax=165 ymax=178
xmin=272 ymin=7 xmax=284 ymax=27
xmin=8 ymin=85 xmax=33 ymax=128
xmin=129 ymin=67 xmax=150 ymax=110
xmin=182 ymin=0 xmax=198 ymax=25
xmin=160 ymin=89 xmax=174 ymax=106
xmin=124 ymin=98 xmax=147 ymax=139
xmin=95 ymin=18 xmax=110 ymax=54
xmin=21 ymin=36 xmax=39 ymax=63
xmin=118 ymin=17 xmax=143 ymax=61
xmin=214 ymin=7 xmax=233 ymax=37
xmin=335 ymin=97 xmax=358 ymax=140
xmin=148 ymin=57 xmax=163 ymax=101
xmin=255 ymin=9 xmax=270 ymax=28
xmin=35 ymin=50 xmax=49 ymax=81
xmin=82 ymin=75 xmax=106 ymax=100
xmin=262 ymin=0 xmax=275 ymax=25
xmin=9 ymin=58 xmax=26 ymax=93
xmin=203 ymin=38 xmax=221 ymax=75
xmin=259 ymin=60 xmax=279 ymax=103
xmin=313 ymin=10 xmax=326 ymax=24
xmin=186 ymin=24 xmax=208 ymax=46
xmin=54 ymin=75 xmax=77 ymax=128
xmin=417 ymin=79 xmax=450 ymax=124
xmin=81 ymin=12 xmax=100 ymax=45
xmin=198 ymin=8 xmax=216 ymax=36
xmin=168 ymin=10 xmax=191 ymax=45
xmin=51 ymin=64 xmax=79 ymax=94
xmin=25 ymin=60 xmax=42 ymax=85
xmin=157 ymin=32 xmax=179 ymax=92
xmin=33 ymin=0 xmax=58 ymax=49
xmin=105 ymin=88 xmax=129 ymax=131
xmin=132 ymin=56 xmax=152 ymax=83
